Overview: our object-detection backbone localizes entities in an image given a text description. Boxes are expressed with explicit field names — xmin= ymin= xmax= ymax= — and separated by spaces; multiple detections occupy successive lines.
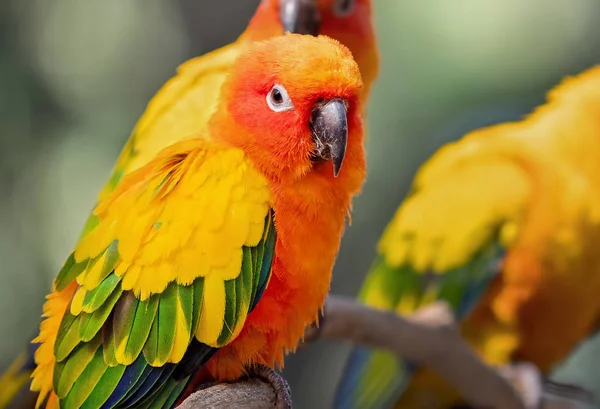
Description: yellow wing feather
xmin=98 ymin=42 xmax=242 ymax=201
xmin=31 ymin=137 xmax=272 ymax=404
xmin=30 ymin=282 xmax=78 ymax=408
xmin=338 ymin=67 xmax=600 ymax=409
xmin=76 ymin=138 xmax=270 ymax=304
xmin=381 ymin=141 xmax=532 ymax=274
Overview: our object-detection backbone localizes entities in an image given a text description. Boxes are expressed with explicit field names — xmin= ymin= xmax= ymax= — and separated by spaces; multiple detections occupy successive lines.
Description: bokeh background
xmin=1 ymin=0 xmax=600 ymax=407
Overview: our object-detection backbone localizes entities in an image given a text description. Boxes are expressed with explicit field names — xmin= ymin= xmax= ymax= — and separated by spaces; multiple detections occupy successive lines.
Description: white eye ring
xmin=266 ymin=84 xmax=294 ymax=112
xmin=333 ymin=0 xmax=356 ymax=17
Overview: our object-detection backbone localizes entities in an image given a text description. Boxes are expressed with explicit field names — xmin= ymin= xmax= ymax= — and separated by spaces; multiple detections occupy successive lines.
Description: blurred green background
xmin=1 ymin=0 xmax=600 ymax=407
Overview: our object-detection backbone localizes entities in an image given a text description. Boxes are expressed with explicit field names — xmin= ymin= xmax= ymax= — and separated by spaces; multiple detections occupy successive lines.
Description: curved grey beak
xmin=310 ymin=99 xmax=348 ymax=177
xmin=279 ymin=0 xmax=321 ymax=36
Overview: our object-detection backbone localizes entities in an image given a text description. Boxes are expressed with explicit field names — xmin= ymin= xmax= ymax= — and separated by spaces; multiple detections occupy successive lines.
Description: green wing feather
xmin=62 ymin=348 xmax=108 ymax=408
xmin=144 ymin=284 xmax=179 ymax=366
xmin=335 ymin=239 xmax=505 ymax=409
xmin=43 ymin=143 xmax=277 ymax=409
xmin=335 ymin=144 xmax=533 ymax=409
xmin=81 ymin=273 xmax=122 ymax=314
xmin=55 ymin=254 xmax=88 ymax=292
xmin=78 ymin=284 xmax=123 ymax=342
xmin=51 ymin=210 xmax=277 ymax=409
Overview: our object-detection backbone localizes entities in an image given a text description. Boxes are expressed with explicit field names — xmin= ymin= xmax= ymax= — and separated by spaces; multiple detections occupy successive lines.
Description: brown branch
xmin=176 ymin=295 xmax=594 ymax=409
xmin=307 ymin=296 xmax=526 ymax=409
xmin=304 ymin=295 xmax=596 ymax=409
xmin=178 ymin=365 xmax=292 ymax=409
xmin=541 ymin=381 xmax=596 ymax=409
xmin=177 ymin=378 xmax=281 ymax=409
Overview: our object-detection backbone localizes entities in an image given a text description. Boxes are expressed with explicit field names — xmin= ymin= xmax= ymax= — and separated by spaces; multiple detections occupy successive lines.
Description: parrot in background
xmin=28 ymin=33 xmax=366 ymax=409
xmin=0 ymin=0 xmax=378 ymax=407
xmin=334 ymin=66 xmax=600 ymax=409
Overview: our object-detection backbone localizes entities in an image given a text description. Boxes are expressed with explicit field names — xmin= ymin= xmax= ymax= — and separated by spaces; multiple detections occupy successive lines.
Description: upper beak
xmin=310 ymin=99 xmax=349 ymax=178
xmin=279 ymin=0 xmax=321 ymax=36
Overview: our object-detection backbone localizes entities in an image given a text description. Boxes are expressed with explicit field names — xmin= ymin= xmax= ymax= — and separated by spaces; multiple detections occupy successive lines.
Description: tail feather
xmin=334 ymin=347 xmax=416 ymax=409
xmin=0 ymin=343 xmax=40 ymax=409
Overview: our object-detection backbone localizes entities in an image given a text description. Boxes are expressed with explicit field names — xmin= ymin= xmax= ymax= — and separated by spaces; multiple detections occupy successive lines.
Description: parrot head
xmin=258 ymin=0 xmax=379 ymax=97
xmin=213 ymin=33 xmax=364 ymax=183
xmin=245 ymin=0 xmax=378 ymax=96
xmin=252 ymin=0 xmax=374 ymax=37
xmin=276 ymin=0 xmax=374 ymax=38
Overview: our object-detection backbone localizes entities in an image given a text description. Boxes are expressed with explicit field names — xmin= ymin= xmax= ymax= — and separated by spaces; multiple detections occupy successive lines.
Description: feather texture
xmin=31 ymin=138 xmax=277 ymax=408
xmin=336 ymin=66 xmax=600 ymax=409
xmin=30 ymin=33 xmax=367 ymax=409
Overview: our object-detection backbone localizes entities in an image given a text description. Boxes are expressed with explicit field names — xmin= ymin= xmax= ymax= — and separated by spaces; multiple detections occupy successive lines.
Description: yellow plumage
xmin=31 ymin=137 xmax=272 ymax=405
xmin=337 ymin=66 xmax=600 ymax=409
xmin=30 ymin=283 xmax=77 ymax=409
xmin=77 ymin=139 xmax=270 ymax=303
xmin=388 ymin=71 xmax=600 ymax=367
xmin=98 ymin=44 xmax=241 ymax=201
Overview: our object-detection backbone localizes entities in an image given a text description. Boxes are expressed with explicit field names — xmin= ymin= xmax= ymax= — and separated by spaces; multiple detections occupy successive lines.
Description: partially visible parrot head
xmin=247 ymin=1 xmax=378 ymax=95
xmin=272 ymin=0 xmax=374 ymax=37
xmin=213 ymin=33 xmax=364 ymax=184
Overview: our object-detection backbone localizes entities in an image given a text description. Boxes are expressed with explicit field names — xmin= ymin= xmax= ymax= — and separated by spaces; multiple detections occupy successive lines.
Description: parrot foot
xmin=192 ymin=380 xmax=217 ymax=392
xmin=451 ymin=362 xmax=542 ymax=409
xmin=245 ymin=364 xmax=292 ymax=409
xmin=496 ymin=363 xmax=596 ymax=409
xmin=179 ymin=367 xmax=292 ymax=409
xmin=497 ymin=362 xmax=543 ymax=409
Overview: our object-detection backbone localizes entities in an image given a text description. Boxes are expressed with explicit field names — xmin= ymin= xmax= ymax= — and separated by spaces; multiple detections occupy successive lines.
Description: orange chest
xmin=243 ymin=209 xmax=346 ymax=345
xmin=206 ymin=202 xmax=347 ymax=381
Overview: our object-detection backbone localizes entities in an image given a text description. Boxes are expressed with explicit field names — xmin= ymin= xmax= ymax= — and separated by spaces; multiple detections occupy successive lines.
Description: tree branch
xmin=306 ymin=296 xmax=526 ymax=409
xmin=177 ymin=378 xmax=281 ymax=409
xmin=176 ymin=295 xmax=595 ymax=409
xmin=178 ymin=364 xmax=292 ymax=409
xmin=305 ymin=296 xmax=596 ymax=409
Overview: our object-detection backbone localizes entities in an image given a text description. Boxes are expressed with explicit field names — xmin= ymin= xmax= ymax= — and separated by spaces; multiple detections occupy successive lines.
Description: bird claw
xmin=245 ymin=364 xmax=292 ymax=409
xmin=496 ymin=362 xmax=543 ymax=409
xmin=496 ymin=362 xmax=596 ymax=409
xmin=192 ymin=380 xmax=217 ymax=392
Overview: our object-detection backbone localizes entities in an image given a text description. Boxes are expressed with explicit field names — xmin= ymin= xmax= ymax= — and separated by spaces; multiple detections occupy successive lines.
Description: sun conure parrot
xmin=26 ymin=33 xmax=365 ymax=409
xmin=334 ymin=66 xmax=600 ymax=409
xmin=0 ymin=1 xmax=378 ymax=407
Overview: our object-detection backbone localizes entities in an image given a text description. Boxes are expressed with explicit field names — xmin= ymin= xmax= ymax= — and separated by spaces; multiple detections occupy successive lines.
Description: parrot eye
xmin=332 ymin=0 xmax=355 ymax=17
xmin=267 ymin=84 xmax=294 ymax=112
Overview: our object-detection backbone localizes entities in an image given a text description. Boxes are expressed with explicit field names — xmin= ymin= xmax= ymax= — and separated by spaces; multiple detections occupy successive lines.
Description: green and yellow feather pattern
xmin=31 ymin=138 xmax=276 ymax=409
xmin=334 ymin=139 xmax=538 ymax=409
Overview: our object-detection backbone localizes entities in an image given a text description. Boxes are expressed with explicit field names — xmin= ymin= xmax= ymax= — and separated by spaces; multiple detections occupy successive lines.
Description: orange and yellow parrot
xmin=27 ymin=33 xmax=365 ymax=408
xmin=0 ymin=1 xmax=378 ymax=407
xmin=335 ymin=67 xmax=600 ymax=409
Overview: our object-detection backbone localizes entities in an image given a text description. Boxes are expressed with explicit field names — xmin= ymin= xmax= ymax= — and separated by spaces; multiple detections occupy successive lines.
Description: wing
xmin=97 ymin=42 xmax=242 ymax=202
xmin=31 ymin=138 xmax=275 ymax=409
xmin=334 ymin=148 xmax=532 ymax=409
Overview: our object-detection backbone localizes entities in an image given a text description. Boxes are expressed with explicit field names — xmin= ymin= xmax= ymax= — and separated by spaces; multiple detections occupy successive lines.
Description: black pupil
xmin=272 ymin=89 xmax=283 ymax=104
xmin=340 ymin=0 xmax=352 ymax=10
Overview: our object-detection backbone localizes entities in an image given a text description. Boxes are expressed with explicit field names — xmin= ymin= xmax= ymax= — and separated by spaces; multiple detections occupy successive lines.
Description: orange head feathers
xmin=210 ymin=33 xmax=364 ymax=183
